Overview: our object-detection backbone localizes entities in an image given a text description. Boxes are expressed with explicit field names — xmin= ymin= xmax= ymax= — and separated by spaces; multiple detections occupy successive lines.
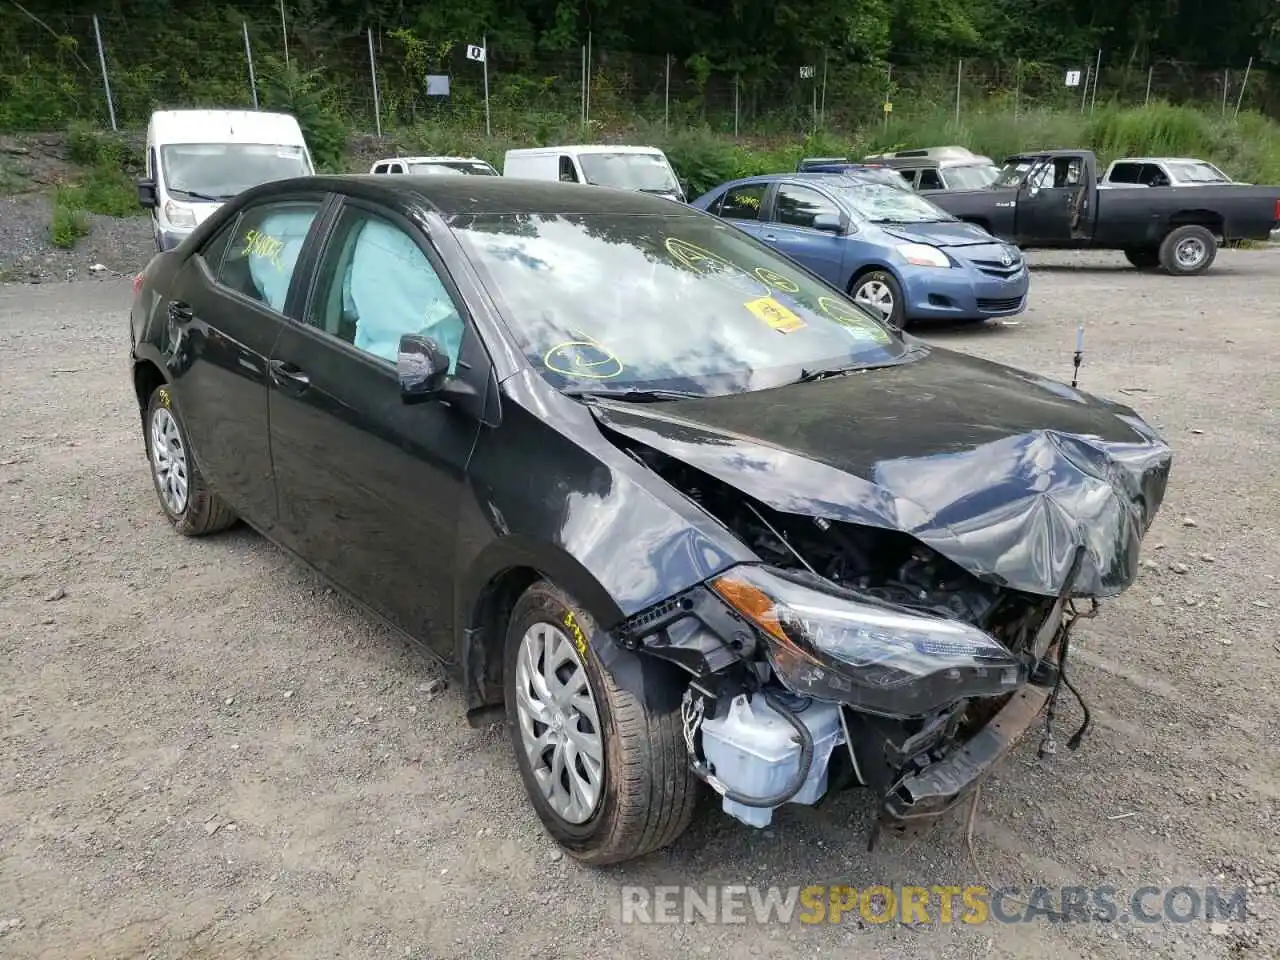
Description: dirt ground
xmin=1 ymin=248 xmax=1278 ymax=960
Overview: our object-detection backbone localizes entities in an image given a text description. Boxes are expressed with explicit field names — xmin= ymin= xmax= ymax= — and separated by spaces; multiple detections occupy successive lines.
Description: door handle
xmin=168 ymin=301 xmax=193 ymax=324
xmin=268 ymin=359 xmax=310 ymax=392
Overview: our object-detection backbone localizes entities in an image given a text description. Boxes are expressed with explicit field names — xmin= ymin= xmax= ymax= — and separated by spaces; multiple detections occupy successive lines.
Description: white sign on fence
xmin=466 ymin=44 xmax=486 ymax=62
xmin=799 ymin=65 xmax=815 ymax=79
xmin=425 ymin=75 xmax=450 ymax=95
xmin=1065 ymin=69 xmax=1082 ymax=87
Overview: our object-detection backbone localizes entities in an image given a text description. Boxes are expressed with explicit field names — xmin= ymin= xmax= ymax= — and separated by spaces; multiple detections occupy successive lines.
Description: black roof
xmin=261 ymin=174 xmax=694 ymax=217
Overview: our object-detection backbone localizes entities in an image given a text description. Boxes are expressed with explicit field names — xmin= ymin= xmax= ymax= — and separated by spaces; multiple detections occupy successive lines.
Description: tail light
xmin=1274 ymin=197 xmax=1280 ymax=221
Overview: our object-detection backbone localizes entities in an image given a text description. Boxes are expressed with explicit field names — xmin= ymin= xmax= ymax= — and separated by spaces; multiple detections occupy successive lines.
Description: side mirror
xmin=137 ymin=178 xmax=158 ymax=209
xmin=813 ymin=212 xmax=844 ymax=234
xmin=397 ymin=333 xmax=450 ymax=404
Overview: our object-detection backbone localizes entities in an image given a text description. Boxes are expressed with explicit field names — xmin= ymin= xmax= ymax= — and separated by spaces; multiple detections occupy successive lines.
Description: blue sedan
xmin=690 ymin=173 xmax=1029 ymax=328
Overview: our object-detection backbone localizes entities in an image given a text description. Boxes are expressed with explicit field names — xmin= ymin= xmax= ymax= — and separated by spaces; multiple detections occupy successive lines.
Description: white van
xmin=502 ymin=144 xmax=687 ymax=202
xmin=137 ymin=109 xmax=315 ymax=251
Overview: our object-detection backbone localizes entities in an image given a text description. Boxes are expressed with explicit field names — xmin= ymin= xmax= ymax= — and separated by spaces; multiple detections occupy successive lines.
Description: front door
xmin=161 ymin=194 xmax=327 ymax=528
xmin=762 ymin=182 xmax=848 ymax=285
xmin=266 ymin=199 xmax=484 ymax=652
xmin=1014 ymin=156 xmax=1081 ymax=243
xmin=712 ymin=180 xmax=771 ymax=240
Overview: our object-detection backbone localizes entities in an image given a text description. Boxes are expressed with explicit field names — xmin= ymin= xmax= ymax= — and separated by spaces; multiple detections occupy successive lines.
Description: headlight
xmin=711 ymin=565 xmax=1024 ymax=717
xmin=164 ymin=201 xmax=196 ymax=228
xmin=896 ymin=243 xmax=951 ymax=268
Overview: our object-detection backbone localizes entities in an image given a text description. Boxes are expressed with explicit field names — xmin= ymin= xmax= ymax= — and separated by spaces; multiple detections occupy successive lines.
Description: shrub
xmin=49 ymin=186 xmax=90 ymax=248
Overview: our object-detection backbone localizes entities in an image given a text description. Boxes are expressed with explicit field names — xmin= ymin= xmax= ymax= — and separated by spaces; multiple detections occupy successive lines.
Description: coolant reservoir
xmin=699 ymin=691 xmax=844 ymax=828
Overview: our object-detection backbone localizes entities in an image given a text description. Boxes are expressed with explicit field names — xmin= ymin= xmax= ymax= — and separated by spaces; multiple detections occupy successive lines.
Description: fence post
xmin=819 ymin=52 xmax=827 ymax=127
xmin=1144 ymin=65 xmax=1152 ymax=105
xmin=954 ymin=59 xmax=962 ymax=124
xmin=90 ymin=15 xmax=117 ymax=131
xmin=884 ymin=63 xmax=891 ymax=131
xmin=367 ymin=27 xmax=381 ymax=136
xmin=580 ymin=45 xmax=586 ymax=124
xmin=279 ymin=0 xmax=290 ymax=67
xmin=1013 ymin=58 xmax=1020 ymax=120
xmin=585 ymin=32 xmax=592 ymax=125
xmin=1080 ymin=65 xmax=1090 ymax=111
xmin=243 ymin=23 xmax=259 ymax=109
xmin=1221 ymin=69 xmax=1229 ymax=115
xmin=1234 ymin=57 xmax=1253 ymax=117
xmin=1090 ymin=48 xmax=1101 ymax=112
xmin=733 ymin=74 xmax=739 ymax=137
xmin=664 ymin=54 xmax=670 ymax=133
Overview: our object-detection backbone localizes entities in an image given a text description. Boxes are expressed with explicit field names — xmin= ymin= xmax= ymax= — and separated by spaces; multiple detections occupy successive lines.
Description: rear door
xmin=159 ymin=191 xmax=331 ymax=529
xmin=265 ymin=196 xmax=488 ymax=650
xmin=709 ymin=180 xmax=772 ymax=239
xmin=760 ymin=182 xmax=847 ymax=285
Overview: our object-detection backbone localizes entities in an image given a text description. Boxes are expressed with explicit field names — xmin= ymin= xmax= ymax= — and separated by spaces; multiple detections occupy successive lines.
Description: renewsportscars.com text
xmin=619 ymin=884 xmax=1249 ymax=926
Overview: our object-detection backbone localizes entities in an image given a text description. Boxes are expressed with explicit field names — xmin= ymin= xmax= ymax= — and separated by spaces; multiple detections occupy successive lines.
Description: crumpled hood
xmin=877 ymin=220 xmax=1002 ymax=249
xmin=589 ymin=347 xmax=1173 ymax=599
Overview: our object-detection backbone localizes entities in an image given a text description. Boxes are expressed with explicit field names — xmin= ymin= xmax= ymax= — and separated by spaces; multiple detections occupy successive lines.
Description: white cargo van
xmin=136 ymin=109 xmax=315 ymax=251
xmin=502 ymin=144 xmax=687 ymax=202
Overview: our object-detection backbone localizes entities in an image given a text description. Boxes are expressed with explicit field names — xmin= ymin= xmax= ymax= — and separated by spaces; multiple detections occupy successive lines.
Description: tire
xmin=142 ymin=384 xmax=238 ymax=536
xmin=1157 ymin=225 xmax=1218 ymax=276
xmin=503 ymin=580 xmax=699 ymax=865
xmin=850 ymin=269 xmax=907 ymax=329
xmin=1123 ymin=247 xmax=1160 ymax=270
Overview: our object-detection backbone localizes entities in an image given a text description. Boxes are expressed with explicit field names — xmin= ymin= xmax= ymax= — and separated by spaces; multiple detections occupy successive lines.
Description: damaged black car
xmin=127 ymin=175 xmax=1173 ymax=866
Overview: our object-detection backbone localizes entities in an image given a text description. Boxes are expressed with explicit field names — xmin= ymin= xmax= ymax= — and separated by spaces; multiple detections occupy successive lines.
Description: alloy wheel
xmin=853 ymin=279 xmax=895 ymax=318
xmin=513 ymin=621 xmax=605 ymax=824
xmin=150 ymin=406 xmax=189 ymax=515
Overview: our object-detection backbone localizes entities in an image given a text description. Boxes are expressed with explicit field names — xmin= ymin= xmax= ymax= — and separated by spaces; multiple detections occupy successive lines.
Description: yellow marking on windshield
xmin=664 ymin=237 xmax=768 ymax=295
xmin=753 ymin=266 xmax=800 ymax=293
xmin=818 ymin=296 xmax=893 ymax=343
xmin=744 ymin=296 xmax=807 ymax=334
xmin=544 ymin=331 xmax=624 ymax=379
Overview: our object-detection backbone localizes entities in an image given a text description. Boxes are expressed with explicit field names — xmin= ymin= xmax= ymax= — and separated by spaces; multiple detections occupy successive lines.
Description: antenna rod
xmin=1071 ymin=324 xmax=1084 ymax=388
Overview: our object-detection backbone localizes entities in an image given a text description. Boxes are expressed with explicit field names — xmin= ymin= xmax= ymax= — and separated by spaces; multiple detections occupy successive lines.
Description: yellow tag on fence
xmin=744 ymin=296 xmax=807 ymax=334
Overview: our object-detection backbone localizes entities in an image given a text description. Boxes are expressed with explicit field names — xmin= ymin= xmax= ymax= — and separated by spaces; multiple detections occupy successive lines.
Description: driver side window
xmin=305 ymin=207 xmax=466 ymax=372
xmin=773 ymin=184 xmax=839 ymax=230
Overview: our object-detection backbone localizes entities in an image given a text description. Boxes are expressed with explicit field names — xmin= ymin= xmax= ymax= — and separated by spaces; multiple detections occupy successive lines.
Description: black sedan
xmin=128 ymin=174 xmax=1173 ymax=865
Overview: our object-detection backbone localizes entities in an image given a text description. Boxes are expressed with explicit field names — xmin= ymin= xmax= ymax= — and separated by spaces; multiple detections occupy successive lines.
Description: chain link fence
xmin=1 ymin=9 xmax=1276 ymax=137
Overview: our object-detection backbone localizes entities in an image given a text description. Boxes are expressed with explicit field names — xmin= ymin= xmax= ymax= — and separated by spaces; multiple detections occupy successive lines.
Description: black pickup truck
xmin=928 ymin=149 xmax=1280 ymax=275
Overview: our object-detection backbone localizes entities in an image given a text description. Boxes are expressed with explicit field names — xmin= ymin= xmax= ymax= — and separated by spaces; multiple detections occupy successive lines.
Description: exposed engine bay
xmin=611 ymin=439 xmax=1091 ymax=841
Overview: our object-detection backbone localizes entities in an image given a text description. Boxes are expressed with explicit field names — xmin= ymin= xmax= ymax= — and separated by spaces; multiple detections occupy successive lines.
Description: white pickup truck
xmin=1098 ymin=156 xmax=1240 ymax=188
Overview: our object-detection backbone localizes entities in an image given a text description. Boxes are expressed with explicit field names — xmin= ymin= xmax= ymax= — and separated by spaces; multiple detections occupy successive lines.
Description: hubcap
xmin=514 ymin=622 xmax=604 ymax=824
xmin=1175 ymin=237 xmax=1206 ymax=268
xmin=853 ymin=279 xmax=895 ymax=319
xmin=149 ymin=407 xmax=189 ymax=515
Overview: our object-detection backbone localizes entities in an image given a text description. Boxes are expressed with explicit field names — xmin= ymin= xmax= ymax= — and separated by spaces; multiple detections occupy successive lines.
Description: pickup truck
xmin=928 ymin=149 xmax=1280 ymax=275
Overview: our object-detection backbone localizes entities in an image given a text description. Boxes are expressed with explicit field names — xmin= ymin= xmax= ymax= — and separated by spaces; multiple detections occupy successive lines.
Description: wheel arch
xmin=846 ymin=260 xmax=901 ymax=293
xmin=1166 ymin=209 xmax=1225 ymax=239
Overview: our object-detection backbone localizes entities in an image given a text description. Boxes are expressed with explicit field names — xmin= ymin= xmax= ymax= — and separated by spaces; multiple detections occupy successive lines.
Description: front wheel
xmin=1158 ymin=225 xmax=1218 ymax=276
xmin=850 ymin=269 xmax=906 ymax=329
xmin=503 ymin=581 xmax=699 ymax=865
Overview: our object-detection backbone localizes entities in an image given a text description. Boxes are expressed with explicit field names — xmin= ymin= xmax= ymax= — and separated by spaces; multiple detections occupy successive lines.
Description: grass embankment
xmin=43 ymin=102 xmax=1280 ymax=250
xmin=48 ymin=121 xmax=144 ymax=249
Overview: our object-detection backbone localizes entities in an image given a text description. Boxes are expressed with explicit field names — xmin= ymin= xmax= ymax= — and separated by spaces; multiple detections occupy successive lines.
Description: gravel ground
xmin=1 ymin=248 xmax=1279 ymax=960
xmin=0 ymin=194 xmax=154 ymax=284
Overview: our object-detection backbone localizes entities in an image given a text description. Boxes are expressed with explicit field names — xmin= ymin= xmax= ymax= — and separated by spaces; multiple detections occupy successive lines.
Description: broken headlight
xmin=711 ymin=564 xmax=1025 ymax=718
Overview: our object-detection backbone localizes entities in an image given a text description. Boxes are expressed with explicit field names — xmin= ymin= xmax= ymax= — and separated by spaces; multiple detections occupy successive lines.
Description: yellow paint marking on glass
xmin=241 ymin=229 xmax=286 ymax=270
xmin=544 ymin=331 xmax=624 ymax=379
xmin=819 ymin=295 xmax=892 ymax=343
xmin=744 ymin=296 xmax=807 ymax=334
xmin=753 ymin=266 xmax=800 ymax=293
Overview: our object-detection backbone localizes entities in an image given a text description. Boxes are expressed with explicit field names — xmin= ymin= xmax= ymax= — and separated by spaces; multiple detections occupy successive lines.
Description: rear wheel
xmin=850 ymin=269 xmax=906 ymax=330
xmin=1123 ymin=246 xmax=1160 ymax=270
xmin=503 ymin=580 xmax=699 ymax=865
xmin=144 ymin=386 xmax=238 ymax=536
xmin=1158 ymin=225 xmax=1218 ymax=276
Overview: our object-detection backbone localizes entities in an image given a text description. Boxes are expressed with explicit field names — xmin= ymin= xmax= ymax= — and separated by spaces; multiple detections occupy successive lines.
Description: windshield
xmin=409 ymin=160 xmax=497 ymax=176
xmin=451 ymin=213 xmax=910 ymax=397
xmin=1166 ymin=161 xmax=1230 ymax=183
xmin=578 ymin=153 xmax=680 ymax=193
xmin=828 ymin=182 xmax=955 ymax=223
xmin=159 ymin=143 xmax=311 ymax=200
xmin=993 ymin=159 xmax=1037 ymax=188
xmin=944 ymin=163 xmax=1001 ymax=190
